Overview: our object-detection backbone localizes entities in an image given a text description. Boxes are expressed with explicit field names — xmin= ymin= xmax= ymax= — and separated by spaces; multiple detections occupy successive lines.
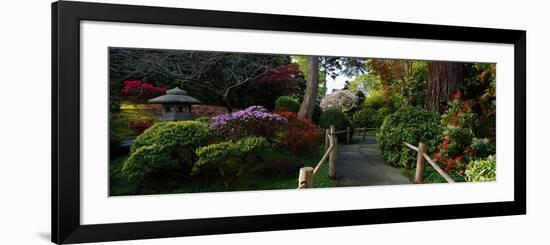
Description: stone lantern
xmin=148 ymin=87 xmax=201 ymax=121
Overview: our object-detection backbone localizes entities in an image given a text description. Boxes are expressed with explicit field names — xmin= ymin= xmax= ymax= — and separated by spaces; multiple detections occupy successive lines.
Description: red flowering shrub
xmin=120 ymin=80 xmax=167 ymax=102
xmin=256 ymin=64 xmax=301 ymax=84
xmin=191 ymin=105 xmax=230 ymax=118
xmin=128 ymin=119 xmax=154 ymax=135
xmin=434 ymin=91 xmax=476 ymax=174
xmin=276 ymin=111 xmax=320 ymax=151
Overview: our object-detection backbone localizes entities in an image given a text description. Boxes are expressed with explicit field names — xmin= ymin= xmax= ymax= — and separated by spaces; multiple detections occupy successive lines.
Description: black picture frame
xmin=52 ymin=1 xmax=526 ymax=244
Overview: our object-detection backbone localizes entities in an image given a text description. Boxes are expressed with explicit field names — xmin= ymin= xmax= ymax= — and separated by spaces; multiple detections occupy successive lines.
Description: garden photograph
xmin=109 ymin=47 xmax=497 ymax=196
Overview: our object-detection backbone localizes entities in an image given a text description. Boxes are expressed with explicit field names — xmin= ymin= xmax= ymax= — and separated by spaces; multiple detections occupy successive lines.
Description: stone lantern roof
xmin=148 ymin=87 xmax=202 ymax=104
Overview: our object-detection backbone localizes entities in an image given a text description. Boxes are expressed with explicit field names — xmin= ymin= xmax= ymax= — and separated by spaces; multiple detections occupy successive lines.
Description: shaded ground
xmin=336 ymin=136 xmax=411 ymax=187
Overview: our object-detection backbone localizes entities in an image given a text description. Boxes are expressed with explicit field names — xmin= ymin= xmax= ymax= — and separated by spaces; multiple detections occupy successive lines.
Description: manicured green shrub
xmin=195 ymin=116 xmax=211 ymax=124
xmin=377 ymin=106 xmax=442 ymax=167
xmin=376 ymin=107 xmax=392 ymax=124
xmin=353 ymin=90 xmax=397 ymax=129
xmin=275 ymin=96 xmax=301 ymax=113
xmin=353 ymin=106 xmax=392 ymax=129
xmin=193 ymin=136 xmax=269 ymax=189
xmin=465 ymin=155 xmax=496 ymax=182
xmin=122 ymin=144 xmax=177 ymax=182
xmin=319 ymin=108 xmax=354 ymax=142
xmin=122 ymin=121 xmax=210 ymax=182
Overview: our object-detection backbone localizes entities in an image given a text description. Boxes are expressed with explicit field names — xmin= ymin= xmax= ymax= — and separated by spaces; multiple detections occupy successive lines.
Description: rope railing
xmin=403 ymin=142 xmax=419 ymax=152
xmin=298 ymin=130 xmax=454 ymax=188
xmin=330 ymin=127 xmax=378 ymax=144
xmin=297 ymin=126 xmax=379 ymax=189
xmin=297 ymin=125 xmax=338 ymax=189
xmin=332 ymin=127 xmax=378 ymax=135
xmin=313 ymin=136 xmax=335 ymax=176
xmin=423 ymin=153 xmax=455 ymax=183
xmin=403 ymin=141 xmax=455 ymax=183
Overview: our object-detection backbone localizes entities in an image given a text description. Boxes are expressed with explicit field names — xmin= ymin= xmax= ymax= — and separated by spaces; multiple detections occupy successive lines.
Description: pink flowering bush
xmin=320 ymin=90 xmax=358 ymax=111
xmin=120 ymin=80 xmax=167 ymax=102
xmin=210 ymin=106 xmax=287 ymax=140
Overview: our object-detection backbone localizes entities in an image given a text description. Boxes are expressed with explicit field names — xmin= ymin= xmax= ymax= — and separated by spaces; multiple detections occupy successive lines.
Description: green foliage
xmin=122 ymin=121 xmax=210 ymax=182
xmin=319 ymin=108 xmax=354 ymax=142
xmin=353 ymin=90 xmax=396 ymax=128
xmin=195 ymin=116 xmax=211 ymax=124
xmin=463 ymin=63 xmax=496 ymax=138
xmin=312 ymin=104 xmax=322 ymax=124
xmin=377 ymin=106 xmax=442 ymax=167
xmin=347 ymin=73 xmax=381 ymax=93
xmin=434 ymin=93 xmax=478 ymax=172
xmin=366 ymin=59 xmax=427 ymax=107
xmin=353 ymin=107 xmax=377 ymax=128
xmin=396 ymin=61 xmax=427 ymax=107
xmin=131 ymin=121 xmax=209 ymax=152
xmin=463 ymin=63 xmax=496 ymax=100
xmin=376 ymin=107 xmax=392 ymax=124
xmin=363 ymin=90 xmax=386 ymax=110
xmin=352 ymin=107 xmax=391 ymax=128
xmin=275 ymin=96 xmax=301 ymax=112
xmin=443 ymin=127 xmax=474 ymax=155
xmin=110 ymin=102 xmax=160 ymax=141
xmin=292 ymin=56 xmax=327 ymax=100
xmin=345 ymin=90 xmax=366 ymax=117
xmin=465 ymin=155 xmax=496 ymax=182
xmin=469 ymin=137 xmax=496 ymax=158
xmin=195 ymin=137 xmax=269 ymax=169
xmin=122 ymin=144 xmax=177 ymax=182
xmin=193 ymin=137 xmax=269 ymax=189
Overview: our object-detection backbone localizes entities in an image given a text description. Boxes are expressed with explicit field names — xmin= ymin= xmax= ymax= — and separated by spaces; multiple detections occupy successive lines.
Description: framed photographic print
xmin=52 ymin=1 xmax=526 ymax=244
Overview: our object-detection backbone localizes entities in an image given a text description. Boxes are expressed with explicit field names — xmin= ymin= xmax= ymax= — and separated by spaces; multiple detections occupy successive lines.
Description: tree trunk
xmin=222 ymin=95 xmax=233 ymax=112
xmin=425 ymin=61 xmax=465 ymax=113
xmin=298 ymin=56 xmax=319 ymax=119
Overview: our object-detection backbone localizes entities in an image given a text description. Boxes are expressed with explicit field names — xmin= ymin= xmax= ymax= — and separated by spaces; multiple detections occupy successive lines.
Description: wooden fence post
xmin=414 ymin=143 xmax=428 ymax=184
xmin=324 ymin=129 xmax=330 ymax=152
xmin=298 ymin=167 xmax=314 ymax=188
xmin=329 ymin=125 xmax=337 ymax=179
xmin=346 ymin=126 xmax=351 ymax=144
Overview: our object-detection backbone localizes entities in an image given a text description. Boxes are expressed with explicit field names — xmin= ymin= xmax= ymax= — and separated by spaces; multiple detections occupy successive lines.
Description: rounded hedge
xmin=194 ymin=116 xmax=211 ymax=124
xmin=319 ymin=108 xmax=354 ymax=142
xmin=274 ymin=96 xmax=300 ymax=113
xmin=353 ymin=107 xmax=377 ymax=128
xmin=377 ymin=106 xmax=442 ymax=167
xmin=353 ymin=107 xmax=392 ymax=129
xmin=123 ymin=121 xmax=210 ymax=182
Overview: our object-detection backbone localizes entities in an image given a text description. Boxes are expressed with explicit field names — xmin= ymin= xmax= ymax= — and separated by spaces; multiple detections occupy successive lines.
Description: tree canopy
xmin=110 ymin=48 xmax=295 ymax=111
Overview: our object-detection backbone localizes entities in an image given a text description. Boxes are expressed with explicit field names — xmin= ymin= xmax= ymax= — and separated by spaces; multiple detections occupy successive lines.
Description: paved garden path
xmin=336 ymin=136 xmax=412 ymax=187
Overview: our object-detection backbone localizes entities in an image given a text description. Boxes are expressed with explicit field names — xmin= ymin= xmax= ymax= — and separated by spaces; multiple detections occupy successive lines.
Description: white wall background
xmin=0 ymin=0 xmax=547 ymax=244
